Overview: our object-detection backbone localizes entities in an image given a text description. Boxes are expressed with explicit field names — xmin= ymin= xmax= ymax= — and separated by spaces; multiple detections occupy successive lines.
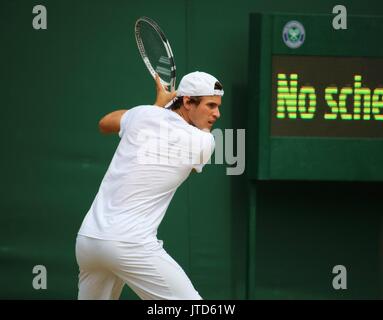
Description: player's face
xmin=188 ymin=96 xmax=222 ymax=131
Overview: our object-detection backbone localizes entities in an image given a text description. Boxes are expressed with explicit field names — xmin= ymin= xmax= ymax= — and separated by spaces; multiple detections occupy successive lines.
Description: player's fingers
xmin=155 ymin=74 xmax=171 ymax=93
xmin=155 ymin=73 xmax=162 ymax=90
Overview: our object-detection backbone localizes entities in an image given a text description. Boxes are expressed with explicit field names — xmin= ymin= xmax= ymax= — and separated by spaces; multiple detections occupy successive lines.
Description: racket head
xmin=135 ymin=17 xmax=176 ymax=91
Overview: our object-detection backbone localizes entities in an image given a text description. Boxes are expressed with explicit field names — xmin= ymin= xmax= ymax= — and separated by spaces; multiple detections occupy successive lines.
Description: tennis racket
xmin=135 ymin=16 xmax=176 ymax=91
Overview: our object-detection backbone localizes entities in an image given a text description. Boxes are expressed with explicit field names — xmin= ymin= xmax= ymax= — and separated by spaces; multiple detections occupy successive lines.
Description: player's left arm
xmin=98 ymin=110 xmax=128 ymax=134
xmin=99 ymin=74 xmax=176 ymax=135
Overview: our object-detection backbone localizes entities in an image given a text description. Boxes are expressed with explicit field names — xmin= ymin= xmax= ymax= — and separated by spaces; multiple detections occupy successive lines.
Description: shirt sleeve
xmin=118 ymin=110 xmax=130 ymax=138
xmin=192 ymin=133 xmax=215 ymax=173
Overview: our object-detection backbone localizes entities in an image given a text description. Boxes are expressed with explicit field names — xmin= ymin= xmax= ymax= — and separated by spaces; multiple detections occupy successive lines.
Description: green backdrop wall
xmin=1 ymin=0 xmax=382 ymax=299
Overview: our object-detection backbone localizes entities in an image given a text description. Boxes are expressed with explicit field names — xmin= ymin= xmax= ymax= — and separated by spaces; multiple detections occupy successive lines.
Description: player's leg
xmin=77 ymin=268 xmax=124 ymax=300
xmin=75 ymin=235 xmax=124 ymax=300
xmin=145 ymin=248 xmax=202 ymax=300
xmin=112 ymin=242 xmax=202 ymax=300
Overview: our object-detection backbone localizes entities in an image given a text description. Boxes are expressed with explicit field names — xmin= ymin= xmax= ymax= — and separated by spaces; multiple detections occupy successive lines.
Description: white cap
xmin=176 ymin=71 xmax=224 ymax=97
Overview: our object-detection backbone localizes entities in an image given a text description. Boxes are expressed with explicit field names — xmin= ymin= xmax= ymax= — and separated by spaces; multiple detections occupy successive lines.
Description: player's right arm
xmin=154 ymin=74 xmax=177 ymax=107
xmin=98 ymin=109 xmax=128 ymax=134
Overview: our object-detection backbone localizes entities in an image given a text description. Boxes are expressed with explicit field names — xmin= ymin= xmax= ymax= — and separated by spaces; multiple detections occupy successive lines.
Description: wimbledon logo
xmin=283 ymin=21 xmax=305 ymax=49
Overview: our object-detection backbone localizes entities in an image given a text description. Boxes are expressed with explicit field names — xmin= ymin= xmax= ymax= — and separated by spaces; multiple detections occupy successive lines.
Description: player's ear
xmin=183 ymin=96 xmax=192 ymax=110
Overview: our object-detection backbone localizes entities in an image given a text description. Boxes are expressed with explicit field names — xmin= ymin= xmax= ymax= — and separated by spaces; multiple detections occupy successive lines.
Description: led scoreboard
xmin=248 ymin=13 xmax=383 ymax=181
xmin=272 ymin=56 xmax=383 ymax=138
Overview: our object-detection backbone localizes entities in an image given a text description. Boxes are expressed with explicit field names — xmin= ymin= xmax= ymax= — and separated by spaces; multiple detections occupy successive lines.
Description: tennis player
xmin=75 ymin=71 xmax=224 ymax=300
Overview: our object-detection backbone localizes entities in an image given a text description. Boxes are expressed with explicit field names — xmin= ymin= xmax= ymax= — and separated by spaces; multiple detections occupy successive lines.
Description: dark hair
xmin=169 ymin=81 xmax=223 ymax=110
xmin=214 ymin=81 xmax=223 ymax=90
xmin=169 ymin=96 xmax=203 ymax=110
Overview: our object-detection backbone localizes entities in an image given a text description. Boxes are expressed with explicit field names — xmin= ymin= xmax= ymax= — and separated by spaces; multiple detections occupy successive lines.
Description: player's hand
xmin=154 ymin=73 xmax=177 ymax=108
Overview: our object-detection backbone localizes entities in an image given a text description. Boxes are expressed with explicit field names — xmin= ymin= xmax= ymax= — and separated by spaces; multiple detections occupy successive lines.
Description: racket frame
xmin=135 ymin=16 xmax=176 ymax=91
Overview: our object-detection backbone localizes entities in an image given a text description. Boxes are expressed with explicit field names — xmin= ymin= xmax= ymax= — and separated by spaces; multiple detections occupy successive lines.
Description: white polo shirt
xmin=78 ymin=105 xmax=215 ymax=244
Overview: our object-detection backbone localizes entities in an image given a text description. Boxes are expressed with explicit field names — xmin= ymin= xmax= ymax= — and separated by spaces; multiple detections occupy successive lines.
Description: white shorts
xmin=75 ymin=235 xmax=202 ymax=300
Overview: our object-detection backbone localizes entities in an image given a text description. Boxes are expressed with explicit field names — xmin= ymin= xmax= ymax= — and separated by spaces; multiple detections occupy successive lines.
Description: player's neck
xmin=173 ymin=107 xmax=191 ymax=125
